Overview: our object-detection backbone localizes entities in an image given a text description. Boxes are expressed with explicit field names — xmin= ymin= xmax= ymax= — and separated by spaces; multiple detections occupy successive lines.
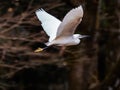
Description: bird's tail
xmin=79 ymin=35 xmax=90 ymax=38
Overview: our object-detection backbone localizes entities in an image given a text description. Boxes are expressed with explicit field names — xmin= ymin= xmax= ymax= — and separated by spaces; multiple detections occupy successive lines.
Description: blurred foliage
xmin=0 ymin=0 xmax=120 ymax=90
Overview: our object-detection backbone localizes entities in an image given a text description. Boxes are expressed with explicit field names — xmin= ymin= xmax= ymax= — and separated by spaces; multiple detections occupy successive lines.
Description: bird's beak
xmin=79 ymin=35 xmax=90 ymax=39
xmin=34 ymin=48 xmax=44 ymax=53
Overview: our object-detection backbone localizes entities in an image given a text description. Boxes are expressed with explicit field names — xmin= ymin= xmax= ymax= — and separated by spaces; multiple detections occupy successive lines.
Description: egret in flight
xmin=34 ymin=5 xmax=88 ymax=53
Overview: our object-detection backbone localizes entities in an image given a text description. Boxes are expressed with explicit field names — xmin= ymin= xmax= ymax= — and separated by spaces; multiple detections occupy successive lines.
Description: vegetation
xmin=0 ymin=0 xmax=119 ymax=90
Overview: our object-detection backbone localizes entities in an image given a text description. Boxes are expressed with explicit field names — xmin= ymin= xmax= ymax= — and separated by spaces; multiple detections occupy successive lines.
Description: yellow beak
xmin=34 ymin=48 xmax=43 ymax=53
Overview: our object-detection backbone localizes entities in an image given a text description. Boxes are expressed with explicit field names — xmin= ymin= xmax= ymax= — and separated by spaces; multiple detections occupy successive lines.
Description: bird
xmin=34 ymin=5 xmax=88 ymax=53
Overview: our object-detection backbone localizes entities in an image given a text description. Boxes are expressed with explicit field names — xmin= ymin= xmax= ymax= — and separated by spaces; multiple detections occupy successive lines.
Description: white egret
xmin=34 ymin=5 xmax=88 ymax=52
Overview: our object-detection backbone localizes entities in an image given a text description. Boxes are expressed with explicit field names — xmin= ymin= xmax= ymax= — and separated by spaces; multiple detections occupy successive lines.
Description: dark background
xmin=0 ymin=0 xmax=120 ymax=90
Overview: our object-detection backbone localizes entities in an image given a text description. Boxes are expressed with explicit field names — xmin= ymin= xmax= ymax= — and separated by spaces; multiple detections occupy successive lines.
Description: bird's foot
xmin=34 ymin=47 xmax=43 ymax=53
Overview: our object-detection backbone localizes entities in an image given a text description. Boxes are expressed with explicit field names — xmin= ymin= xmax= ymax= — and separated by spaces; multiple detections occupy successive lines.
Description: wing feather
xmin=35 ymin=9 xmax=61 ymax=42
xmin=55 ymin=5 xmax=83 ymax=39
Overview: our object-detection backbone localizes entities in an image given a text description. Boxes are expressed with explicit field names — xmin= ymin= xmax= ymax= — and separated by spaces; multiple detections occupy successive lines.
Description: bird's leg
xmin=59 ymin=46 xmax=66 ymax=56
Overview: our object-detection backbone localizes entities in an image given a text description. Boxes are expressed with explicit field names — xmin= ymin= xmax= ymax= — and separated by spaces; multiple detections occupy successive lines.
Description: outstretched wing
xmin=55 ymin=5 xmax=83 ymax=39
xmin=35 ymin=9 xmax=61 ymax=42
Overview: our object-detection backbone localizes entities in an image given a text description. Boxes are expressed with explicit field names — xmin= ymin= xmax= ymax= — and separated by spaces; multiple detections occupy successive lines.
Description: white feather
xmin=35 ymin=9 xmax=61 ymax=42
xmin=35 ymin=5 xmax=87 ymax=47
